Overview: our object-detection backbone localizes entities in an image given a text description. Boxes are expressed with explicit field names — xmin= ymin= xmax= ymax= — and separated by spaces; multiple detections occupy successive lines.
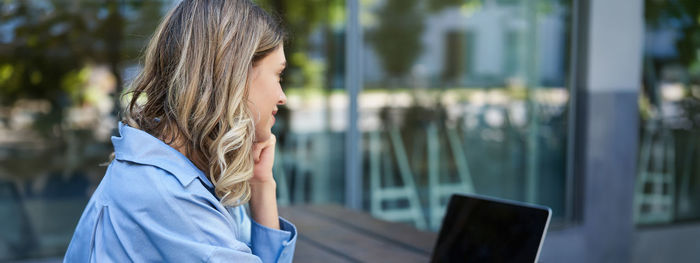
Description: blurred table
xmin=279 ymin=204 xmax=438 ymax=263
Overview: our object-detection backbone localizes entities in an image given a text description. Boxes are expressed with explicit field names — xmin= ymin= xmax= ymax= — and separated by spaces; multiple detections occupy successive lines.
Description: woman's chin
xmin=254 ymin=131 xmax=272 ymax=143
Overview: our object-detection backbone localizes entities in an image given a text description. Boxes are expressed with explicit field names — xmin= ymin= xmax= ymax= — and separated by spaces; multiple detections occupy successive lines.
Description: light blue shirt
xmin=64 ymin=122 xmax=297 ymax=262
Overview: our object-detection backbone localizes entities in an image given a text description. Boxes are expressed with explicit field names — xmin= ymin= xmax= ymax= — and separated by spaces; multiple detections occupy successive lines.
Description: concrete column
xmin=541 ymin=0 xmax=644 ymax=262
xmin=582 ymin=0 xmax=643 ymax=262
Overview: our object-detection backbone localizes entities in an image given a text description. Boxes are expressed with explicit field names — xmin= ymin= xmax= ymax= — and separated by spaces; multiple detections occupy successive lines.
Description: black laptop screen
xmin=431 ymin=194 xmax=551 ymax=263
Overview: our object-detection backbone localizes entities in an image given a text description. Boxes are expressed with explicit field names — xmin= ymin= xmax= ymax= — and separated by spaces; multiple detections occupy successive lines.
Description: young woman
xmin=64 ymin=0 xmax=295 ymax=262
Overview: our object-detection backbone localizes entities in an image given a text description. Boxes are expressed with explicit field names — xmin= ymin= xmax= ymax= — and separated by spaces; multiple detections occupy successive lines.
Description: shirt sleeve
xmin=250 ymin=216 xmax=298 ymax=263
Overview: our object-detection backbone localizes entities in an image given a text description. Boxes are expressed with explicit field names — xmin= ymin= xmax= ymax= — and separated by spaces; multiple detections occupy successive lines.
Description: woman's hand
xmin=251 ymin=135 xmax=276 ymax=185
xmin=249 ymin=135 xmax=280 ymax=230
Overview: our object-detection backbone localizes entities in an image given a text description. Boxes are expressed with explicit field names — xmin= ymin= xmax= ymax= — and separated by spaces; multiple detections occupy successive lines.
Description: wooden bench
xmin=279 ymin=204 xmax=438 ymax=262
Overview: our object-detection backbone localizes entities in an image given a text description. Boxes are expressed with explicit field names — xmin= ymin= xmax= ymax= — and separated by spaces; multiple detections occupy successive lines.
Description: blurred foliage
xmin=0 ymin=0 xmax=347 ymax=142
xmin=0 ymin=0 xmax=167 ymax=136
xmin=644 ymin=0 xmax=700 ymax=130
xmin=254 ymin=0 xmax=346 ymax=137
xmin=365 ymin=0 xmax=424 ymax=80
xmin=257 ymin=0 xmax=345 ymax=92
xmin=1 ymin=1 xmax=117 ymax=105
xmin=427 ymin=0 xmax=567 ymax=18
xmin=646 ymin=0 xmax=700 ymax=73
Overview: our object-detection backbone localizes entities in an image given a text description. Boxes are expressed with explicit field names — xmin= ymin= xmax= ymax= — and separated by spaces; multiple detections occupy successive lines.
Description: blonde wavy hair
xmin=123 ymin=0 xmax=285 ymax=206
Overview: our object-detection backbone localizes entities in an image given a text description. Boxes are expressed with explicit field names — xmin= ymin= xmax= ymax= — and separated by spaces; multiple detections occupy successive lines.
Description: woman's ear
xmin=248 ymin=64 xmax=260 ymax=83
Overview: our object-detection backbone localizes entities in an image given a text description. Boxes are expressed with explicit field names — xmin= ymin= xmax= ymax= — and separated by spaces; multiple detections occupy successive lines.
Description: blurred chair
xmin=282 ymin=132 xmax=331 ymax=204
xmin=635 ymin=120 xmax=675 ymax=224
xmin=273 ymin=144 xmax=291 ymax=206
xmin=310 ymin=132 xmax=331 ymax=203
xmin=678 ymin=134 xmax=695 ymax=215
xmin=0 ymin=179 xmax=38 ymax=260
xmin=427 ymin=122 xmax=475 ymax=230
xmin=292 ymin=133 xmax=311 ymax=203
xmin=369 ymin=127 xmax=427 ymax=229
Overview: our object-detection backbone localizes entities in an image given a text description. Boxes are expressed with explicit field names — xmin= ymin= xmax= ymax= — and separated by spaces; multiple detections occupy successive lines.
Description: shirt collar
xmin=111 ymin=122 xmax=215 ymax=189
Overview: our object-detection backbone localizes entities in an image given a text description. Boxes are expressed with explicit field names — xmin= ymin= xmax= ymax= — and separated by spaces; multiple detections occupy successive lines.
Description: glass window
xmin=0 ymin=0 xmax=347 ymax=260
xmin=0 ymin=1 xmax=164 ymax=259
xmin=359 ymin=0 xmax=573 ymax=231
xmin=636 ymin=0 xmax=700 ymax=225
xmin=257 ymin=0 xmax=347 ymax=205
xmin=0 ymin=0 xmax=578 ymax=260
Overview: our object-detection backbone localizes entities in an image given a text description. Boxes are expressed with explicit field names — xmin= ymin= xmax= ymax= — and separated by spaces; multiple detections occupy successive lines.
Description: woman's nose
xmin=278 ymin=91 xmax=287 ymax=105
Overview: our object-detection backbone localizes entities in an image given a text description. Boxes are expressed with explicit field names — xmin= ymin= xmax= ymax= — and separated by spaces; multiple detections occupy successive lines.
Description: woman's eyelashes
xmin=277 ymin=71 xmax=284 ymax=82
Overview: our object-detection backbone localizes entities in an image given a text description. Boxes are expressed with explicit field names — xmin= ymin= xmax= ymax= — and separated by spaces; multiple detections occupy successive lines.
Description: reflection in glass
xmin=359 ymin=0 xmax=572 ymax=231
xmin=637 ymin=0 xmax=700 ymax=225
xmin=0 ymin=1 xmax=144 ymax=259
xmin=0 ymin=0 xmax=347 ymax=260
xmin=257 ymin=0 xmax=347 ymax=205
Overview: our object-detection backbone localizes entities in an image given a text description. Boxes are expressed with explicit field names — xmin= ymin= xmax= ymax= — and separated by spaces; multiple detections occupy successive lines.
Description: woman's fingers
xmin=253 ymin=135 xmax=276 ymax=163
xmin=253 ymin=142 xmax=263 ymax=163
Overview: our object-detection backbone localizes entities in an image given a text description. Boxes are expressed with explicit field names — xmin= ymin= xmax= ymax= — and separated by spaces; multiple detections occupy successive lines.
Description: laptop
xmin=430 ymin=193 xmax=552 ymax=263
